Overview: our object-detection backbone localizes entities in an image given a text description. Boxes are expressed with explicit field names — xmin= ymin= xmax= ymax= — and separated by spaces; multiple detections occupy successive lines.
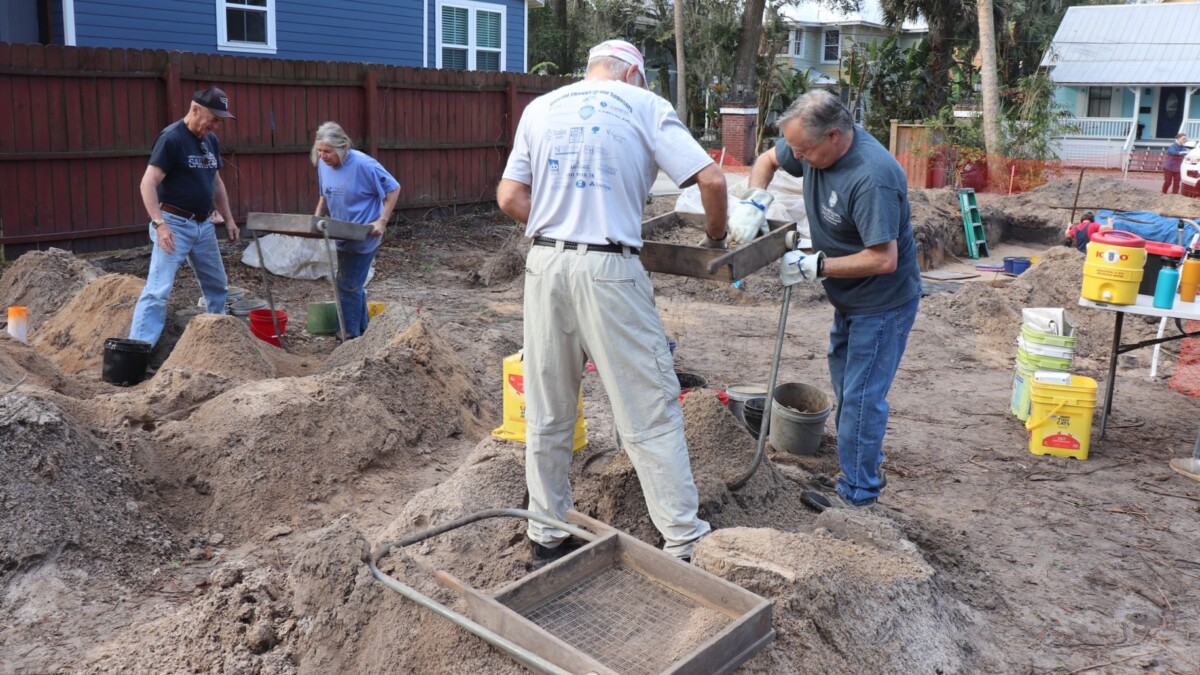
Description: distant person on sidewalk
xmin=497 ymin=39 xmax=726 ymax=565
xmin=311 ymin=121 xmax=400 ymax=339
xmin=128 ymin=86 xmax=239 ymax=347
xmin=739 ymin=90 xmax=921 ymax=512
xmin=1164 ymin=132 xmax=1188 ymax=195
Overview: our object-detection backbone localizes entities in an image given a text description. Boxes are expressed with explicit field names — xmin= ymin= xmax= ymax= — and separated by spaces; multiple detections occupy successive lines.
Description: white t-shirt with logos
xmin=502 ymin=79 xmax=712 ymax=248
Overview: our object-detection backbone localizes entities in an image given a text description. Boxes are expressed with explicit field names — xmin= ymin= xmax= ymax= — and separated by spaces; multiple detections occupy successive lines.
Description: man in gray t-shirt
xmin=740 ymin=90 xmax=921 ymax=510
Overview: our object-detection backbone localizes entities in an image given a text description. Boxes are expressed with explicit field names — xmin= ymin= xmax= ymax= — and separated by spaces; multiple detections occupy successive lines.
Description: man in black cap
xmin=129 ymin=86 xmax=240 ymax=347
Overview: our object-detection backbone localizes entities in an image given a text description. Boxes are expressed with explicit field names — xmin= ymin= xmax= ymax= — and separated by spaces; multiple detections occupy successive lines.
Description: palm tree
xmin=674 ymin=0 xmax=688 ymax=124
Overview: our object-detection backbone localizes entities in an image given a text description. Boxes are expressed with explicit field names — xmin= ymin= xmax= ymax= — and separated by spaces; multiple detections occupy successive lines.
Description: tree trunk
xmin=977 ymin=0 xmax=1003 ymax=187
xmin=732 ymin=0 xmax=766 ymax=98
xmin=674 ymin=0 xmax=687 ymax=125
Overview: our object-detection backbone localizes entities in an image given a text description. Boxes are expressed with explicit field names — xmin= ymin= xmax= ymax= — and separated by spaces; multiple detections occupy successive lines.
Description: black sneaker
xmin=801 ymin=490 xmax=876 ymax=513
xmin=528 ymin=536 xmax=584 ymax=567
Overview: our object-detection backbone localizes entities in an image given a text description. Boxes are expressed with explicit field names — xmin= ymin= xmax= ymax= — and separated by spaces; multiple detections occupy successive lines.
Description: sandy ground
xmin=2 ymin=174 xmax=1200 ymax=674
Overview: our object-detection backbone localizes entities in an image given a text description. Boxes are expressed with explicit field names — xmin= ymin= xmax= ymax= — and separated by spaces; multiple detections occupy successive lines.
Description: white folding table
xmin=1077 ymin=294 xmax=1200 ymax=437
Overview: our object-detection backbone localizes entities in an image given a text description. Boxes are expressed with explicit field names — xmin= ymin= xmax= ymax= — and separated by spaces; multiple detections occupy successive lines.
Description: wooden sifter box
xmin=638 ymin=211 xmax=803 ymax=282
xmin=435 ymin=511 xmax=775 ymax=675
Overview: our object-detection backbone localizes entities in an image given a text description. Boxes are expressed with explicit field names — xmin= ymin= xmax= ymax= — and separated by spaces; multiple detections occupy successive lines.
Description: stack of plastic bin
xmin=1011 ymin=309 xmax=1077 ymax=421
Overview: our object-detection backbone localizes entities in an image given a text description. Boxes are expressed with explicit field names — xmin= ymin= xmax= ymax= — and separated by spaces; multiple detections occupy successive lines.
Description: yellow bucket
xmin=1081 ymin=230 xmax=1146 ymax=305
xmin=367 ymin=301 xmax=387 ymax=319
xmin=1024 ymin=375 xmax=1097 ymax=460
xmin=492 ymin=352 xmax=587 ymax=452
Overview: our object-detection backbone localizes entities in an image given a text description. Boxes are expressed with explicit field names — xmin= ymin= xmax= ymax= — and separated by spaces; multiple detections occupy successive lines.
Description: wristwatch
xmin=152 ymin=219 xmax=166 ymax=229
xmin=817 ymin=254 xmax=826 ymax=277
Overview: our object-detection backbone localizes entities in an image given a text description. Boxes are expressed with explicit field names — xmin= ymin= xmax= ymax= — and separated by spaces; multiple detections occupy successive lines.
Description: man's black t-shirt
xmin=148 ymin=120 xmax=223 ymax=218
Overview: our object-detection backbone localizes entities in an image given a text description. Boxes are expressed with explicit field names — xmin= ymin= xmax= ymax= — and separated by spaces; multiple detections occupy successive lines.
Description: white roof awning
xmin=1043 ymin=4 xmax=1200 ymax=86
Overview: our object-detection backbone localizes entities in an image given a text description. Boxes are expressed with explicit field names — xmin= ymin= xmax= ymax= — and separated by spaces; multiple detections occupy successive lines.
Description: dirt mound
xmin=697 ymin=524 xmax=991 ymax=673
xmin=142 ymin=318 xmax=494 ymax=540
xmin=0 ymin=333 xmax=70 ymax=392
xmin=32 ymin=273 xmax=144 ymax=375
xmin=321 ymin=304 xmax=416 ymax=371
xmin=577 ymin=390 xmax=812 ymax=546
xmin=159 ymin=314 xmax=296 ymax=381
xmin=0 ymin=393 xmax=175 ymax=583
xmin=83 ymin=563 xmax=298 ymax=674
xmin=994 ymin=174 xmax=1200 ymax=225
xmin=0 ymin=248 xmax=104 ymax=331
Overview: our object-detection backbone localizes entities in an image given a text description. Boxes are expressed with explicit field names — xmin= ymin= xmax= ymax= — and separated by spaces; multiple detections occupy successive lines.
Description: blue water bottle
xmin=1154 ymin=257 xmax=1180 ymax=310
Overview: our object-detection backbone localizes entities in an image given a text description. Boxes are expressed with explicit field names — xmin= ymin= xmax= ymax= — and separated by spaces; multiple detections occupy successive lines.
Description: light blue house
xmin=0 ymin=0 xmax=540 ymax=72
xmin=778 ymin=0 xmax=927 ymax=88
xmin=1042 ymin=2 xmax=1200 ymax=171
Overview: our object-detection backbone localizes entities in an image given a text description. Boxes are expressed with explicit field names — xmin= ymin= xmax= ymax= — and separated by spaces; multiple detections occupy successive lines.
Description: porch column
xmin=1181 ymin=87 xmax=1197 ymax=136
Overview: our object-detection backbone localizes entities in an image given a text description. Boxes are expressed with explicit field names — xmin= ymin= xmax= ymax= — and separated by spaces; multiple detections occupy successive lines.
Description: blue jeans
xmin=829 ymin=295 xmax=919 ymax=505
xmin=336 ymin=248 xmax=376 ymax=338
xmin=129 ymin=214 xmax=227 ymax=345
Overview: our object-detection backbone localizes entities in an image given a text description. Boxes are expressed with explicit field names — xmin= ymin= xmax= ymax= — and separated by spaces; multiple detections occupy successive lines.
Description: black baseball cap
xmin=193 ymin=86 xmax=235 ymax=119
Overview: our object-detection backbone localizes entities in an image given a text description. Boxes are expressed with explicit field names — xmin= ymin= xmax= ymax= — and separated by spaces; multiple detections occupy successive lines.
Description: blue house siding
xmin=62 ymin=0 xmax=517 ymax=69
xmin=277 ymin=1 xmax=422 ymax=65
xmin=75 ymin=0 xmax=215 ymax=52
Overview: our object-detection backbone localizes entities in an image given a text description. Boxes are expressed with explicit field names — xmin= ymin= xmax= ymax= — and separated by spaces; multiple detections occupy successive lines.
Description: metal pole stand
xmin=317 ymin=220 xmax=348 ymax=342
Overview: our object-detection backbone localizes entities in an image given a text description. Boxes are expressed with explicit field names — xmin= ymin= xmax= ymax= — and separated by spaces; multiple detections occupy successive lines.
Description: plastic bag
xmin=673 ymin=171 xmax=809 ymax=239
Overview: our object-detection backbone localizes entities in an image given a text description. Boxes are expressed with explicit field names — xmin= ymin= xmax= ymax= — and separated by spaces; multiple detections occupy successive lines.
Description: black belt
xmin=160 ymin=203 xmax=207 ymax=222
xmin=533 ymin=237 xmax=638 ymax=255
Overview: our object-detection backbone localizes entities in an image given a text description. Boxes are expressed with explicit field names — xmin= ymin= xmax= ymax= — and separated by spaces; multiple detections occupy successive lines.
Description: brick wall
xmin=720 ymin=108 xmax=758 ymax=166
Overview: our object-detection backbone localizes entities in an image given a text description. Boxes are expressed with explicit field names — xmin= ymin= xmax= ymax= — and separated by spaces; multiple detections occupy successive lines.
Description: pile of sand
xmin=0 ymin=248 xmax=104 ymax=331
xmin=140 ymin=318 xmax=494 ymax=540
xmin=0 ymin=333 xmax=69 ymax=392
xmin=697 ymin=523 xmax=991 ymax=673
xmin=0 ymin=393 xmax=175 ymax=583
xmin=32 ymin=274 xmax=144 ymax=375
xmin=83 ymin=563 xmax=298 ymax=674
xmin=159 ymin=314 xmax=295 ymax=381
xmin=577 ymin=390 xmax=812 ymax=545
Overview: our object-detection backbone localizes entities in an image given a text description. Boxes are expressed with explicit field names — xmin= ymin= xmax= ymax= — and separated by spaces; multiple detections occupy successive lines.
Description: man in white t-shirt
xmin=498 ymin=39 xmax=727 ymax=565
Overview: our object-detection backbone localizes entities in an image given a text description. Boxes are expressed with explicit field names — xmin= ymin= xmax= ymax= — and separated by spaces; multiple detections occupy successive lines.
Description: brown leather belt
xmin=533 ymin=237 xmax=638 ymax=255
xmin=160 ymin=203 xmax=207 ymax=221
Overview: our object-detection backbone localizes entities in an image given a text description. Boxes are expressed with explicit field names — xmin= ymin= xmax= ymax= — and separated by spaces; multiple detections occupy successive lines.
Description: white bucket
xmin=726 ymin=383 xmax=768 ymax=426
xmin=1016 ymin=336 xmax=1075 ymax=361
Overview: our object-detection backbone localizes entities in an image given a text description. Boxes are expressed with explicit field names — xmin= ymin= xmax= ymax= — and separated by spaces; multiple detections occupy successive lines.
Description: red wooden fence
xmin=0 ymin=43 xmax=574 ymax=260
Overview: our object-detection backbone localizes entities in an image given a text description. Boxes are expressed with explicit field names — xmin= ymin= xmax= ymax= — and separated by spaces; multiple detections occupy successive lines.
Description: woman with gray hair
xmin=312 ymin=121 xmax=401 ymax=339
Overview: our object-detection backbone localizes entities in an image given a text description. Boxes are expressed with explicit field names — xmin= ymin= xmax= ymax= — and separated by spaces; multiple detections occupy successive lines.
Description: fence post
xmin=364 ymin=67 xmax=379 ymax=157
xmin=163 ymin=59 xmax=182 ymax=123
xmin=505 ymin=79 xmax=518 ymax=155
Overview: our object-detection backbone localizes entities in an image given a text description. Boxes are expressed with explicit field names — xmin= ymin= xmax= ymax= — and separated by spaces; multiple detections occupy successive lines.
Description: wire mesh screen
xmin=519 ymin=565 xmax=731 ymax=674
xmin=1169 ymin=320 xmax=1200 ymax=398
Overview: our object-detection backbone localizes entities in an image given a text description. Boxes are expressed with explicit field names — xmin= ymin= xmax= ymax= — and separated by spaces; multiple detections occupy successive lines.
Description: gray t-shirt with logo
xmin=775 ymin=128 xmax=922 ymax=314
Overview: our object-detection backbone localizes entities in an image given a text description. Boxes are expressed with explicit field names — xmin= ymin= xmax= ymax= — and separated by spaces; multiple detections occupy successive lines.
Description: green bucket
xmin=306 ymin=301 xmax=338 ymax=335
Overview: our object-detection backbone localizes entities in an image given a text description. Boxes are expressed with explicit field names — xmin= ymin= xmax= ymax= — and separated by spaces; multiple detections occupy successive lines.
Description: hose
xmin=362 ymin=508 xmax=596 ymax=675
xmin=727 ymin=229 xmax=799 ymax=491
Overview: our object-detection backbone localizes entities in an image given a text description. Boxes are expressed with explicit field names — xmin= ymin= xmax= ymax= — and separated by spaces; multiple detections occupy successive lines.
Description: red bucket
xmin=248 ymin=309 xmax=287 ymax=347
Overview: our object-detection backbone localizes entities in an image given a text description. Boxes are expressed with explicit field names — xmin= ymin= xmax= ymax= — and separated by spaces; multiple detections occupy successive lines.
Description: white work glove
xmin=727 ymin=188 xmax=774 ymax=247
xmin=697 ymin=233 xmax=728 ymax=250
xmin=780 ymin=250 xmax=826 ymax=287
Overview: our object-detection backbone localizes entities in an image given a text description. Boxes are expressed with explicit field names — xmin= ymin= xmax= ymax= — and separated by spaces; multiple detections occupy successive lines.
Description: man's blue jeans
xmin=829 ymin=295 xmax=919 ymax=505
xmin=129 ymin=214 xmax=228 ymax=346
xmin=336 ymin=248 xmax=377 ymax=338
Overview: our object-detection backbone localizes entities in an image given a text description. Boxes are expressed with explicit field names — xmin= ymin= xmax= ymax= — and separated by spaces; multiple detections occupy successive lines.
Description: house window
xmin=437 ymin=0 xmax=505 ymax=72
xmin=822 ymin=30 xmax=840 ymax=63
xmin=216 ymin=0 xmax=276 ymax=54
xmin=790 ymin=30 xmax=804 ymax=57
xmin=1086 ymin=87 xmax=1112 ymax=117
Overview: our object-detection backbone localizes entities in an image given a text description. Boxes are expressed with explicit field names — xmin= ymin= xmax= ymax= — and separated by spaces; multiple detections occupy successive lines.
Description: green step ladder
xmin=957 ymin=188 xmax=989 ymax=259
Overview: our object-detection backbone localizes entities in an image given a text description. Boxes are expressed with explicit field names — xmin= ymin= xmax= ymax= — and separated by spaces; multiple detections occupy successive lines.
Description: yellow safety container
xmin=492 ymin=352 xmax=587 ymax=452
xmin=1025 ymin=374 xmax=1097 ymax=460
xmin=1081 ymin=230 xmax=1146 ymax=305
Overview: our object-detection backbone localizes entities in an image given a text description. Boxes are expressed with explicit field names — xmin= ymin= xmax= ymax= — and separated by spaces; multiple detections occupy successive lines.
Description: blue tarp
xmin=1096 ymin=210 xmax=1200 ymax=246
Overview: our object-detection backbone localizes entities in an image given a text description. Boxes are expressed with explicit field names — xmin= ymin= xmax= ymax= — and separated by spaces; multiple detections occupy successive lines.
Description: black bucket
xmin=742 ymin=397 xmax=766 ymax=439
xmin=102 ymin=338 xmax=152 ymax=386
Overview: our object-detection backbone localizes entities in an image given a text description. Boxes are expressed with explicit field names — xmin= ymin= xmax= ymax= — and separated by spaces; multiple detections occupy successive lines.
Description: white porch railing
xmin=1188 ymin=120 xmax=1200 ymax=139
xmin=1060 ymin=117 xmax=1135 ymax=139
